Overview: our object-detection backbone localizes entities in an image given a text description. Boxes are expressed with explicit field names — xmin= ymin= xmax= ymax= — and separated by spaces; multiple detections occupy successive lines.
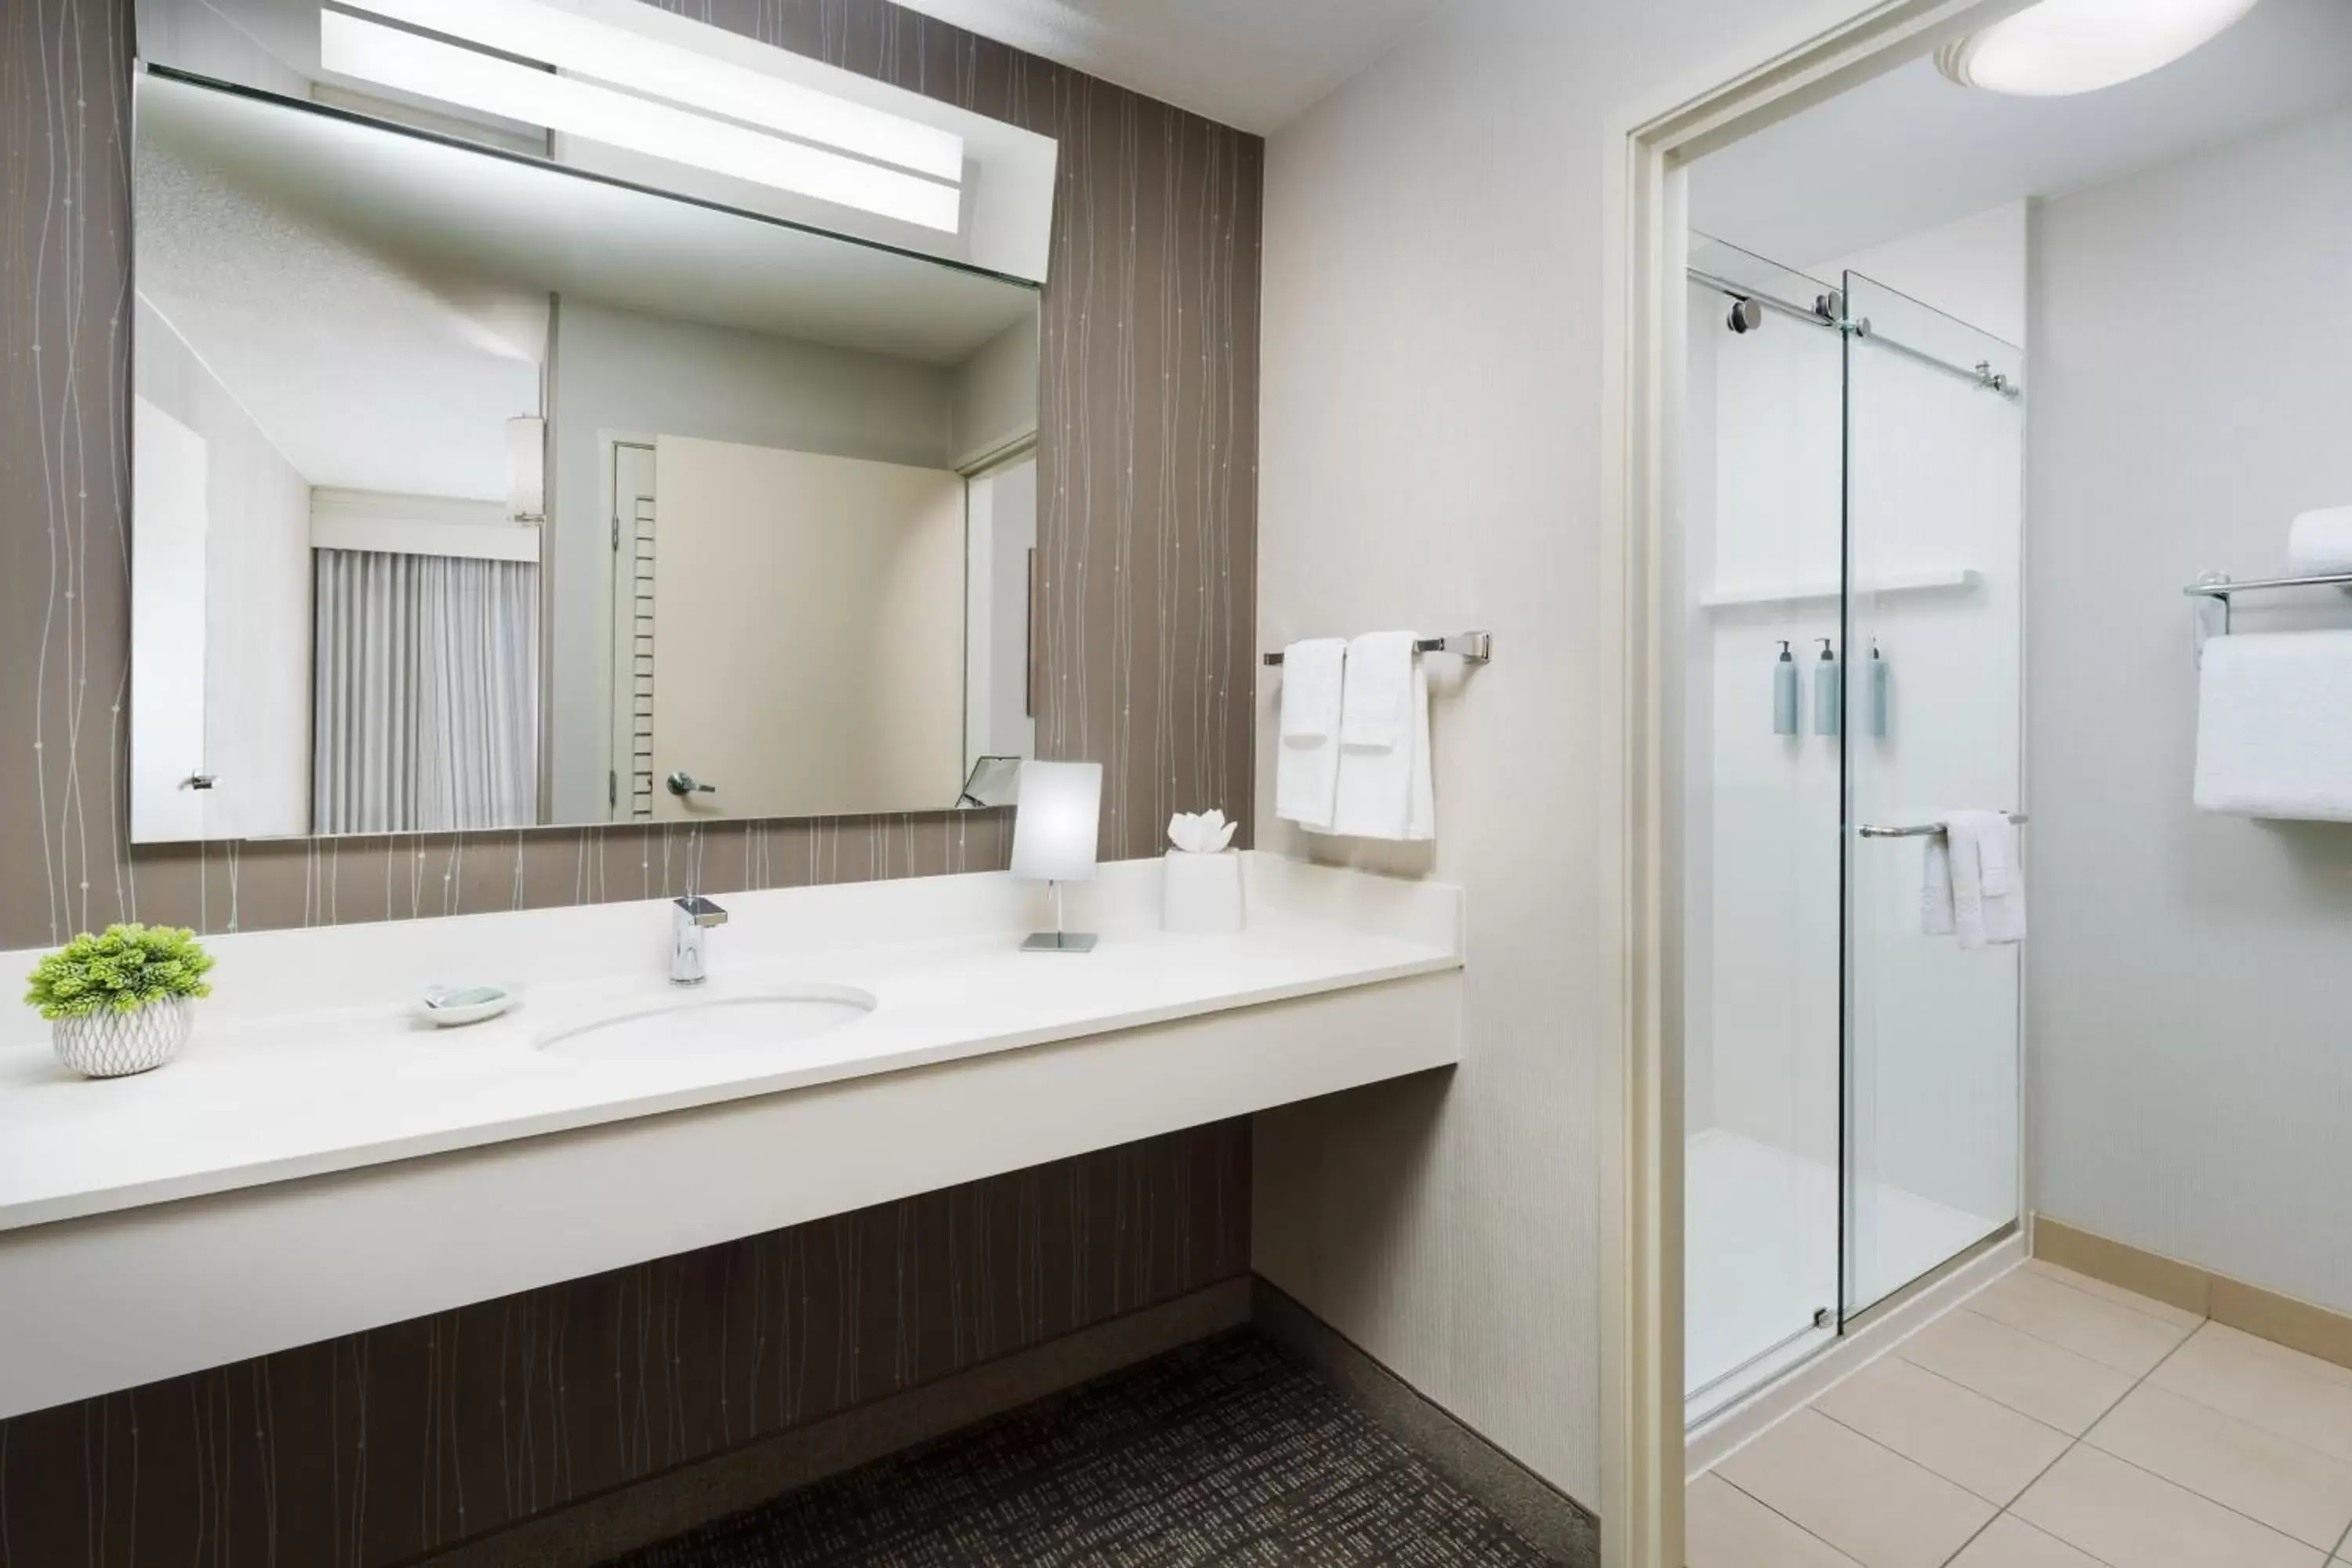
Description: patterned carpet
xmin=605 ymin=1330 xmax=1562 ymax=1566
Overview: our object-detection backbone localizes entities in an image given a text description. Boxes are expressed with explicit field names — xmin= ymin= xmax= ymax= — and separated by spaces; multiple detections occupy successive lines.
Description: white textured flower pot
xmin=52 ymin=997 xmax=193 ymax=1078
xmin=1162 ymin=850 xmax=1245 ymax=934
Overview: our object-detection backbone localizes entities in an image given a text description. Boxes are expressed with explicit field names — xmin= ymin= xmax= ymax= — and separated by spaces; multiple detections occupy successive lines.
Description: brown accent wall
xmin=0 ymin=0 xmax=1262 ymax=951
xmin=0 ymin=2 xmax=1261 ymax=1560
xmin=0 ymin=1121 xmax=1252 ymax=1566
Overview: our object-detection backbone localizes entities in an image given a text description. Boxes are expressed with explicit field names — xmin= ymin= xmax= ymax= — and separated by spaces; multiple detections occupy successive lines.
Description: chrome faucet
xmin=670 ymin=895 xmax=728 ymax=984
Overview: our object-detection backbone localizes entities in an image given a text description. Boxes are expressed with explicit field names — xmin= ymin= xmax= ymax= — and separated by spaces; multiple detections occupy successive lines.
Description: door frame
xmin=604 ymin=432 xmax=660 ymax=822
xmin=1595 ymin=3 xmax=2030 ymax=1563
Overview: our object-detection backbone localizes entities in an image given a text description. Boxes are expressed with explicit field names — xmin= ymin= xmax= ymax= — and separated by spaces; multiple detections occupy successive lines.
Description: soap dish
xmin=416 ymin=983 xmax=518 ymax=1028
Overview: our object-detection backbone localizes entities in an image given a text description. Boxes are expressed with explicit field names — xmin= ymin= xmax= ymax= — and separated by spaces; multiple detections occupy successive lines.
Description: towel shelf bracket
xmin=2184 ymin=571 xmax=2352 ymax=664
xmin=1263 ymin=631 xmax=1491 ymax=668
xmin=1857 ymin=813 xmax=2028 ymax=840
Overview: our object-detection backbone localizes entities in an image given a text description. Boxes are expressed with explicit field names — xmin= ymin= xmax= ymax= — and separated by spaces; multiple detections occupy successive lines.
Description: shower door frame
xmin=1596 ymin=3 xmax=2035 ymax=1566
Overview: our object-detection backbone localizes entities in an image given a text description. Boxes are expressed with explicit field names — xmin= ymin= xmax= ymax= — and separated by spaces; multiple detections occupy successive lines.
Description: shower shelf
xmin=1699 ymin=568 xmax=1980 ymax=612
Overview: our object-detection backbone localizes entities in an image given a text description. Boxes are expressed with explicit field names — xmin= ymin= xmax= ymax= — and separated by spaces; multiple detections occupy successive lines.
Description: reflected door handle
xmin=666 ymin=771 xmax=717 ymax=797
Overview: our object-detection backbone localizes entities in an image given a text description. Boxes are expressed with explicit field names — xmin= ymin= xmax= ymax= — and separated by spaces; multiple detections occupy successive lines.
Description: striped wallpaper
xmin=0 ymin=0 xmax=1262 ymax=951
xmin=0 ymin=1120 xmax=1252 ymax=1566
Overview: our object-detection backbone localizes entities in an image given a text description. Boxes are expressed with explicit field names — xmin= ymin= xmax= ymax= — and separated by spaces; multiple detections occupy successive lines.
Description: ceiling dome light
xmin=1936 ymin=0 xmax=2260 ymax=96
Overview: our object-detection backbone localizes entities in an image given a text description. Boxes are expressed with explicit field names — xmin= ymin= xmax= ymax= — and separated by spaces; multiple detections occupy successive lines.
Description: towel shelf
xmin=1263 ymin=631 xmax=1492 ymax=667
xmin=1857 ymin=813 xmax=2028 ymax=840
xmin=2183 ymin=572 xmax=2352 ymax=662
xmin=2183 ymin=571 xmax=2352 ymax=601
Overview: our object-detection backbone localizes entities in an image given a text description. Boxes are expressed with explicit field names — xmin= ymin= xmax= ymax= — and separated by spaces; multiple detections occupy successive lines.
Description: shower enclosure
xmin=1677 ymin=236 xmax=2025 ymax=1423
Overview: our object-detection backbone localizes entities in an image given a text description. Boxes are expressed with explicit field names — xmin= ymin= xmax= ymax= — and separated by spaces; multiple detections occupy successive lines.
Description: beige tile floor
xmin=1690 ymin=1261 xmax=2352 ymax=1567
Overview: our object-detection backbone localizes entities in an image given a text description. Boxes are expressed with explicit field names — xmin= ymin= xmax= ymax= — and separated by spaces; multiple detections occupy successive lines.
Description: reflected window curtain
xmin=313 ymin=549 xmax=539 ymax=833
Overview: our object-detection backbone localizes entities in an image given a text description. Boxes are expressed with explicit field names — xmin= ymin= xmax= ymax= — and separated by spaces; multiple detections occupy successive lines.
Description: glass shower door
xmin=1840 ymin=270 xmax=2026 ymax=1319
xmin=1680 ymin=238 xmax=1846 ymax=1414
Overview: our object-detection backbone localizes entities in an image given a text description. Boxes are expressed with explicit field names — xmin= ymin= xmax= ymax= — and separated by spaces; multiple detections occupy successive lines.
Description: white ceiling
xmin=139 ymin=104 xmax=543 ymax=499
xmin=1689 ymin=0 xmax=2352 ymax=269
xmin=886 ymin=0 xmax=1442 ymax=132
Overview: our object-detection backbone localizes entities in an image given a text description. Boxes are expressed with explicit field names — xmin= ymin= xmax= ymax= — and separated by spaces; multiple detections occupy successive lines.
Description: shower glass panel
xmin=1680 ymin=237 xmax=1845 ymax=1415
xmin=1840 ymin=270 xmax=2025 ymax=1318
xmin=1680 ymin=241 xmax=2027 ymax=1422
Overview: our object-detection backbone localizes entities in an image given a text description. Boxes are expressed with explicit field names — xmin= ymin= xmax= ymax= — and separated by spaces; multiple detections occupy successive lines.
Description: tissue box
xmin=1162 ymin=850 xmax=1244 ymax=934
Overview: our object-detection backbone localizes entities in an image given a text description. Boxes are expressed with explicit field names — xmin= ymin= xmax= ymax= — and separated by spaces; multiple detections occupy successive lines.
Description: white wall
xmin=950 ymin=312 xmax=1041 ymax=470
xmin=2028 ymin=104 xmax=2352 ymax=1312
xmin=135 ymin=299 xmax=313 ymax=840
xmin=544 ymin=299 xmax=956 ymax=822
xmin=1817 ymin=201 xmax=2030 ymax=350
xmin=1250 ymin=0 xmax=1824 ymax=1501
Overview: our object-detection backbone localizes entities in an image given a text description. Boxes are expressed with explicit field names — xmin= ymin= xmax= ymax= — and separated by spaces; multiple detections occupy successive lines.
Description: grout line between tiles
xmin=1709 ymin=1470 xmax=1875 ymax=1568
xmin=1953 ymin=1293 xmax=2199 ymax=1385
xmin=2024 ymin=1261 xmax=2212 ymax=1334
xmin=2029 ymin=1317 xmax=2352 ymax=1560
xmin=2085 ymin=1441 xmax=2336 ymax=1555
xmin=1923 ymin=1293 xmax=2205 ymax=1566
xmin=1806 ymin=1398 xmax=2049 ymax=1511
xmin=1882 ymin=1323 xmax=2120 ymax=1436
xmin=1722 ymin=1276 xmax=2352 ymax=1568
xmin=1983 ymin=1499 xmax=2123 ymax=1568
xmin=2117 ymin=1318 xmax=2352 ymax=1496
xmin=1864 ymin=1352 xmax=2080 ymax=1443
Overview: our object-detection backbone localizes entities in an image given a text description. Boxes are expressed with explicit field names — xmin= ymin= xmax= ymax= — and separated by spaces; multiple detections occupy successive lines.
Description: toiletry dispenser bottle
xmin=1813 ymin=638 xmax=1842 ymax=738
xmin=1868 ymin=641 xmax=1890 ymax=739
xmin=1773 ymin=641 xmax=1799 ymax=736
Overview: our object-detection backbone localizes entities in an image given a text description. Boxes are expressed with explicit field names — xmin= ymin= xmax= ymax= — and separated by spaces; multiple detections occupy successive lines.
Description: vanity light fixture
xmin=318 ymin=10 xmax=964 ymax=232
xmin=1936 ymin=0 xmax=2260 ymax=96
xmin=333 ymin=0 xmax=964 ymax=181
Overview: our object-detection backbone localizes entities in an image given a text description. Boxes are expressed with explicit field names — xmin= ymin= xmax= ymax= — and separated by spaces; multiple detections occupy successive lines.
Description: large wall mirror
xmin=129 ymin=7 xmax=1047 ymax=844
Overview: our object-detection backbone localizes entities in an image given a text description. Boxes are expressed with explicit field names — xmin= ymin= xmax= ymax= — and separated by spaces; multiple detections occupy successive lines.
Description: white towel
xmin=2288 ymin=506 xmax=2352 ymax=575
xmin=1275 ymin=638 xmax=1346 ymax=829
xmin=1936 ymin=811 xmax=2025 ymax=949
xmin=2195 ymin=630 xmax=2352 ymax=822
xmin=1327 ymin=632 xmax=1434 ymax=841
xmin=1922 ymin=837 xmax=1955 ymax=938
xmin=1338 ymin=630 xmax=1414 ymax=749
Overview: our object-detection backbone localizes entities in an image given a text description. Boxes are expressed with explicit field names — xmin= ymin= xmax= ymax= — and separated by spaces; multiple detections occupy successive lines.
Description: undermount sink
xmin=538 ymin=985 xmax=877 ymax=1062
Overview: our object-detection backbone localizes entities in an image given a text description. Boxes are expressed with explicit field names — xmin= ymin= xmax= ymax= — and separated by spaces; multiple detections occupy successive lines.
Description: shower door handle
xmin=1857 ymin=812 xmax=2027 ymax=840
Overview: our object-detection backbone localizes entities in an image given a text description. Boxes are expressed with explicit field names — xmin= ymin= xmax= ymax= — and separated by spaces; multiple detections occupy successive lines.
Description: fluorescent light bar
xmin=321 ymin=13 xmax=961 ymax=231
xmin=338 ymin=0 xmax=963 ymax=182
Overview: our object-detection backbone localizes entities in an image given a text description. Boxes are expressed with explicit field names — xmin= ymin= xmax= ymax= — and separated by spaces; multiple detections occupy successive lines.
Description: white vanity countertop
xmin=0 ymin=857 xmax=1461 ymax=1233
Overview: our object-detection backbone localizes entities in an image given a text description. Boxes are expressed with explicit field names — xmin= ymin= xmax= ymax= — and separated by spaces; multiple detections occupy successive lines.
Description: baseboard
xmin=2035 ymin=1214 xmax=2352 ymax=1373
xmin=412 ymin=1276 xmax=1254 ymax=1568
xmin=1248 ymin=1276 xmax=1600 ymax=1566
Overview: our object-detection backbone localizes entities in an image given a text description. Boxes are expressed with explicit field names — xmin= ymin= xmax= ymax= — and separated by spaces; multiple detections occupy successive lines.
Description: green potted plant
xmin=25 ymin=924 xmax=216 ymax=1078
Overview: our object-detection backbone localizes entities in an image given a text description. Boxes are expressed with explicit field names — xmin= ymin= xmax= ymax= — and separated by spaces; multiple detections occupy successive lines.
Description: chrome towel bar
xmin=1857 ymin=812 xmax=2028 ymax=840
xmin=2183 ymin=571 xmax=2352 ymax=663
xmin=1263 ymin=631 xmax=1492 ymax=667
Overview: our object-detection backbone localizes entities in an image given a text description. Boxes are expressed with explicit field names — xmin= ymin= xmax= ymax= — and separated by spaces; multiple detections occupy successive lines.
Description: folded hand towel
xmin=2195 ymin=630 xmax=2352 ymax=822
xmin=1275 ymin=639 xmax=1347 ymax=829
xmin=1329 ymin=635 xmax=1434 ymax=841
xmin=1338 ymin=630 xmax=1415 ymax=750
xmin=1944 ymin=811 xmax=2025 ymax=949
xmin=1279 ymin=638 xmax=1346 ymax=742
xmin=2288 ymin=506 xmax=2352 ymax=575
